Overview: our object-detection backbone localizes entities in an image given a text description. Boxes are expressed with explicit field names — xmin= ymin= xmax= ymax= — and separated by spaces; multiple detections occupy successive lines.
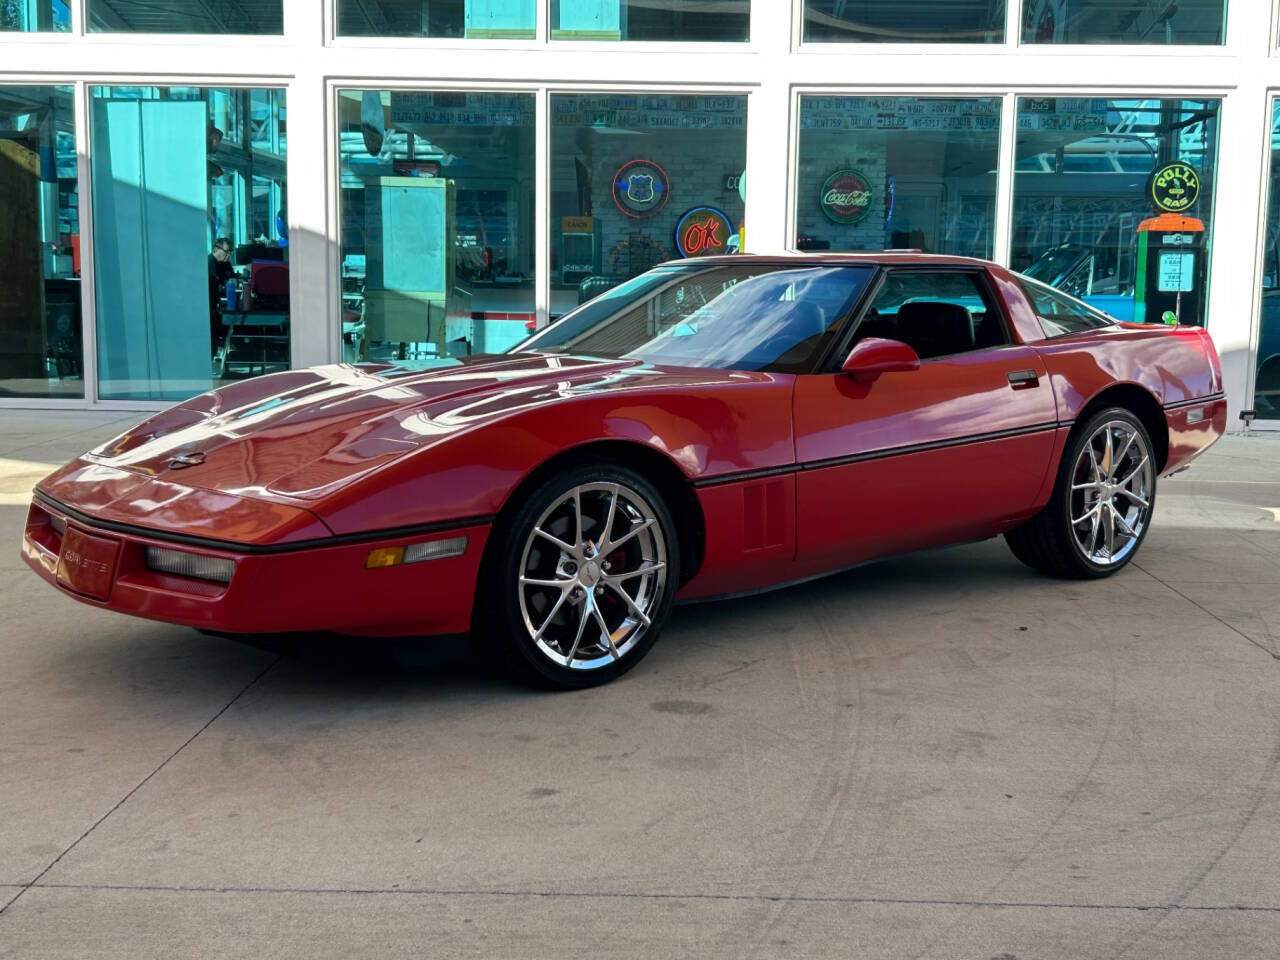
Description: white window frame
xmin=1246 ymin=89 xmax=1280 ymax=423
xmin=0 ymin=0 xmax=1272 ymax=428
xmin=788 ymin=86 xmax=1012 ymax=261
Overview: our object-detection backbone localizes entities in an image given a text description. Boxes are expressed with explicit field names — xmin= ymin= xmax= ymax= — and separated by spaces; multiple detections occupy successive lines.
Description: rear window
xmin=1017 ymin=274 xmax=1117 ymax=337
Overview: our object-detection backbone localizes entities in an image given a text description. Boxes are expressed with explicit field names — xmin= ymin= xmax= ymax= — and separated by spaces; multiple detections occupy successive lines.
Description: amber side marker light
xmin=365 ymin=536 xmax=468 ymax=569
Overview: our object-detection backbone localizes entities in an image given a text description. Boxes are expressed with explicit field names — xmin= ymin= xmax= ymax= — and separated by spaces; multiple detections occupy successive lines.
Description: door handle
xmin=1007 ymin=369 xmax=1040 ymax=388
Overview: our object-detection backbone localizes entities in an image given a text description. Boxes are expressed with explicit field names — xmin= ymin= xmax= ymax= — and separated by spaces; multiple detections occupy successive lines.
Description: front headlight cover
xmin=145 ymin=546 xmax=235 ymax=584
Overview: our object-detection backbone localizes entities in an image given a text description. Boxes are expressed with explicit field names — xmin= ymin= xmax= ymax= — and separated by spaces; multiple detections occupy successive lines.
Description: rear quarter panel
xmin=1033 ymin=324 xmax=1220 ymax=422
xmin=1033 ymin=324 xmax=1224 ymax=475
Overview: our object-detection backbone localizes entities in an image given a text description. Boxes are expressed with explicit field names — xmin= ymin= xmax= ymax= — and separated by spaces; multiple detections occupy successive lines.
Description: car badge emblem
xmin=168 ymin=451 xmax=206 ymax=469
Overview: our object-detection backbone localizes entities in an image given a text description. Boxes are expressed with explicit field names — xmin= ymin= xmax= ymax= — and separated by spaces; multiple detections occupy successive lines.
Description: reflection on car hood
xmin=78 ymin=353 xmax=770 ymax=502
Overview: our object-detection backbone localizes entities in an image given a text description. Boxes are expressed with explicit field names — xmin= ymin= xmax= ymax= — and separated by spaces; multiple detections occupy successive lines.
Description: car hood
xmin=64 ymin=354 xmax=769 ymax=504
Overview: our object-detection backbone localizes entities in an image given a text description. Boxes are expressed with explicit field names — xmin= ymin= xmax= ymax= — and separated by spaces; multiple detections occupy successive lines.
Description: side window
xmin=857 ymin=270 xmax=1008 ymax=360
xmin=1017 ymin=275 xmax=1117 ymax=337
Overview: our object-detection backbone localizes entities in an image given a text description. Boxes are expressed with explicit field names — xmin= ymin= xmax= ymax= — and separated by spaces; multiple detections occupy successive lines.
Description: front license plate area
xmin=57 ymin=527 xmax=120 ymax=601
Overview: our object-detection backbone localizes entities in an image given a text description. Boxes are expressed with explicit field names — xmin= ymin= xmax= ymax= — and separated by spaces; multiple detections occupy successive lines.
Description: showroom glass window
xmin=1021 ymin=0 xmax=1224 ymax=44
xmin=795 ymin=96 xmax=1000 ymax=258
xmin=552 ymin=1 xmax=749 ymax=40
xmin=337 ymin=0 xmax=535 ymax=38
xmin=87 ymin=0 xmax=281 ymax=32
xmin=1255 ymin=102 xmax=1280 ymax=420
xmin=337 ymin=89 xmax=535 ymax=362
xmin=1011 ymin=98 xmax=1219 ymax=327
xmin=90 ymin=86 xmax=289 ymax=401
xmin=803 ymin=1 xmax=1004 ymax=43
xmin=550 ymin=93 xmax=747 ymax=319
xmin=0 ymin=86 xmax=80 ymax=398
xmin=1 ymin=0 xmax=68 ymax=30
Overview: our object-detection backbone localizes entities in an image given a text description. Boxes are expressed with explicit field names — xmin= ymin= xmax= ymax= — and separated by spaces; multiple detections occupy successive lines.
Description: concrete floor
xmin=1 ymin=411 xmax=1279 ymax=959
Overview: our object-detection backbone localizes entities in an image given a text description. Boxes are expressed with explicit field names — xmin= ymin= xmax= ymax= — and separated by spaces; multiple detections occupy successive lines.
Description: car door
xmin=792 ymin=266 xmax=1059 ymax=574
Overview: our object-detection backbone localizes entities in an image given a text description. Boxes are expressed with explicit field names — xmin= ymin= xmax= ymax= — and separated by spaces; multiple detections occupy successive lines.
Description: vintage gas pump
xmin=1135 ymin=213 xmax=1206 ymax=325
xmin=1133 ymin=162 xmax=1208 ymax=326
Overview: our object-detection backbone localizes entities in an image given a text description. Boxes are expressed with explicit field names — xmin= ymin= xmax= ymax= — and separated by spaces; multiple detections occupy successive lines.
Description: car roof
xmin=658 ymin=252 xmax=998 ymax=269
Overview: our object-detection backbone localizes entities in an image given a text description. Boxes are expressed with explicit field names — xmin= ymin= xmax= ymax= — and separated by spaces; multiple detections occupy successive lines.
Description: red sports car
xmin=23 ymin=255 xmax=1226 ymax=687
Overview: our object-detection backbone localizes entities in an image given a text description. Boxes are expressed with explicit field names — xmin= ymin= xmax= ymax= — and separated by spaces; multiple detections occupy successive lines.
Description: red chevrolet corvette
xmin=23 ymin=254 xmax=1225 ymax=687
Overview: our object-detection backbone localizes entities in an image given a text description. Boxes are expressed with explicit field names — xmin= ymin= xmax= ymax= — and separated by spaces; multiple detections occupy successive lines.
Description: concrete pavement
xmin=1 ymin=412 xmax=1279 ymax=958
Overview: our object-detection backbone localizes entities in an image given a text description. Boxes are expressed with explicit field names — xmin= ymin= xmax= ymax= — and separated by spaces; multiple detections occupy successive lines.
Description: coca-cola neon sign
xmin=674 ymin=206 xmax=733 ymax=258
xmin=820 ymin=168 xmax=873 ymax=225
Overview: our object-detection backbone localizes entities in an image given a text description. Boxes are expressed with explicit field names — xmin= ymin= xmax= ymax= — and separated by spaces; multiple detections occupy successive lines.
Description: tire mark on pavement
xmin=739 ymin=587 xmax=866 ymax=958
xmin=1107 ymin=696 xmax=1280 ymax=958
xmin=0 ymin=656 xmax=280 ymax=918
xmin=910 ymin=603 xmax=1121 ymax=959
xmin=1092 ymin=558 xmax=1280 ymax=958
xmin=1133 ymin=560 xmax=1280 ymax=660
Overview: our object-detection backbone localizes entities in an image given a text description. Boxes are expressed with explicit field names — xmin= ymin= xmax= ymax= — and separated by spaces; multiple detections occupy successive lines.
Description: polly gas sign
xmin=674 ymin=206 xmax=733 ymax=258
xmin=820 ymin=169 xmax=873 ymax=225
xmin=1149 ymin=162 xmax=1201 ymax=215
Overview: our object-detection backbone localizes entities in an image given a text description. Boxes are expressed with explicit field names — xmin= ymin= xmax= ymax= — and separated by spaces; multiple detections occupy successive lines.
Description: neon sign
xmin=1150 ymin=162 xmax=1201 ymax=214
xmin=674 ymin=206 xmax=733 ymax=258
xmin=613 ymin=159 xmax=670 ymax=219
xmin=820 ymin=168 xmax=873 ymax=225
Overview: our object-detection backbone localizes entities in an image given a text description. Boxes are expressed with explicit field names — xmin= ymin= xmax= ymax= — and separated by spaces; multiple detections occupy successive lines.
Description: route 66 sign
xmin=613 ymin=159 xmax=670 ymax=219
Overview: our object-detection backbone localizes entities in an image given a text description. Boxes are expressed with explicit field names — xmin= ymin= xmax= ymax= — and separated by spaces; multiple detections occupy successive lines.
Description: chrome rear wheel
xmin=1068 ymin=419 xmax=1154 ymax=567
xmin=1005 ymin=406 xmax=1158 ymax=579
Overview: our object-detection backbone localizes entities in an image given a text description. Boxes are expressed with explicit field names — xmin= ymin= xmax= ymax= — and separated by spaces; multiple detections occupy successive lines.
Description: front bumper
xmin=22 ymin=494 xmax=490 ymax=638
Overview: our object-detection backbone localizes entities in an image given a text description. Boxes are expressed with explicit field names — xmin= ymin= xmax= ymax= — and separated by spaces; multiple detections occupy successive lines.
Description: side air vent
xmin=743 ymin=480 xmax=785 ymax=551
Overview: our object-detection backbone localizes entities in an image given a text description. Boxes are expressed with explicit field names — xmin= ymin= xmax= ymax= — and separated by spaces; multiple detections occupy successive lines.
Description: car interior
xmin=641 ymin=266 xmax=872 ymax=372
xmin=850 ymin=270 xmax=1009 ymax=361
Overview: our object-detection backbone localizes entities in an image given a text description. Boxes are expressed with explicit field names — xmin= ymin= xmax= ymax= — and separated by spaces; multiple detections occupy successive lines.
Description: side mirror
xmin=840 ymin=337 xmax=920 ymax=381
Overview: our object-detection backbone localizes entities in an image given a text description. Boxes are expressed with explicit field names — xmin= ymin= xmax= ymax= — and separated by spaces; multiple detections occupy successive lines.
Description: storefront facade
xmin=1 ymin=0 xmax=1278 ymax=428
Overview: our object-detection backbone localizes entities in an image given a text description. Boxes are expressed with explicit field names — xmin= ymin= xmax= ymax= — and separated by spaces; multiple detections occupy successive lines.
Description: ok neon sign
xmin=675 ymin=206 xmax=733 ymax=258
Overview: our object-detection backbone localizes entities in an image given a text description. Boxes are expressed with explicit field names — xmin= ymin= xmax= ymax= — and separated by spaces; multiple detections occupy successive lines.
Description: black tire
xmin=478 ymin=462 xmax=680 ymax=689
xmin=1005 ymin=406 xmax=1157 ymax=579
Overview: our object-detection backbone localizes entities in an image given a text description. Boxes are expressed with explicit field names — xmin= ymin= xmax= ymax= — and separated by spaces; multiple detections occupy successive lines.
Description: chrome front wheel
xmin=499 ymin=468 xmax=676 ymax=686
xmin=1068 ymin=419 xmax=1154 ymax=567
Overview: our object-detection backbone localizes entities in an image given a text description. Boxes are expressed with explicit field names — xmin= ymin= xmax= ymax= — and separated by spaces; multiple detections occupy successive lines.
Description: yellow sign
xmin=1150 ymin=163 xmax=1201 ymax=214
xmin=562 ymin=216 xmax=594 ymax=233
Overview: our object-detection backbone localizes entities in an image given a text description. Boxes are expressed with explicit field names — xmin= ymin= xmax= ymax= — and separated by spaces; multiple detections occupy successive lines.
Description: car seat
xmin=894 ymin=301 xmax=975 ymax=359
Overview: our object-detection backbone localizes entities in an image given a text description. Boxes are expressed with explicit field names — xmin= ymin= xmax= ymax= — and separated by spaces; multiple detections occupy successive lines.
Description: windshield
xmin=1023 ymin=245 xmax=1088 ymax=284
xmin=520 ymin=263 xmax=874 ymax=372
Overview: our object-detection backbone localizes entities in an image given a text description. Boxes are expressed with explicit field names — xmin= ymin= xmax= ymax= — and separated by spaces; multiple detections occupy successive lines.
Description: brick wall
xmin=795 ymin=130 xmax=889 ymax=251
xmin=552 ymin=96 xmax=747 ymax=283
